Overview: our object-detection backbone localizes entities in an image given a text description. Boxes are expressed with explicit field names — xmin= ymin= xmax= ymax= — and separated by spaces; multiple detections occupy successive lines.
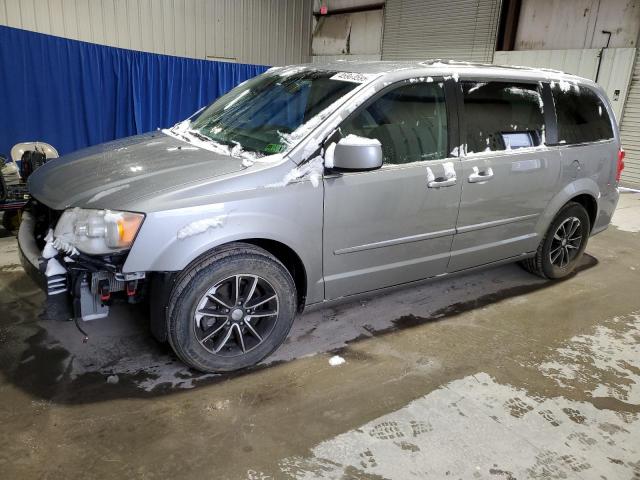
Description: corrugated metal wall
xmin=493 ymin=48 xmax=637 ymax=121
xmin=0 ymin=0 xmax=312 ymax=65
xmin=515 ymin=0 xmax=640 ymax=50
xmin=619 ymin=47 xmax=640 ymax=187
xmin=311 ymin=8 xmax=384 ymax=63
xmin=381 ymin=0 xmax=501 ymax=62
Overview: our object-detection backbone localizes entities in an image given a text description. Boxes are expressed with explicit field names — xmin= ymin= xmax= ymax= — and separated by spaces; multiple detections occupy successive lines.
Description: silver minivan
xmin=18 ymin=61 xmax=624 ymax=372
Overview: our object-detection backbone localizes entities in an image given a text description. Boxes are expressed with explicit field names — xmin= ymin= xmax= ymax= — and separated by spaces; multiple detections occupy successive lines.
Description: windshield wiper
xmin=185 ymin=128 xmax=244 ymax=156
xmin=187 ymin=130 xmax=213 ymax=143
xmin=168 ymin=123 xmax=193 ymax=143
xmin=173 ymin=131 xmax=192 ymax=143
xmin=188 ymin=129 xmax=236 ymax=149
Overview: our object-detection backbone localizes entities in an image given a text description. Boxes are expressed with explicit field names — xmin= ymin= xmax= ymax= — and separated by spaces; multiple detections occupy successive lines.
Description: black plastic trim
xmin=541 ymin=81 xmax=558 ymax=145
xmin=443 ymin=77 xmax=460 ymax=158
xmin=17 ymin=211 xmax=47 ymax=291
xmin=149 ymin=272 xmax=177 ymax=343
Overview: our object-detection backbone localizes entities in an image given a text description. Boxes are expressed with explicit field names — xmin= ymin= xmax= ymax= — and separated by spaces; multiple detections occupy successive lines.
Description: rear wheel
xmin=520 ymin=202 xmax=590 ymax=279
xmin=166 ymin=243 xmax=297 ymax=373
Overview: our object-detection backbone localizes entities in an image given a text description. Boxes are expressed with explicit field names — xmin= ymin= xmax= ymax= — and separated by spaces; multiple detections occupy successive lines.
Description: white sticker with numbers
xmin=330 ymin=72 xmax=378 ymax=83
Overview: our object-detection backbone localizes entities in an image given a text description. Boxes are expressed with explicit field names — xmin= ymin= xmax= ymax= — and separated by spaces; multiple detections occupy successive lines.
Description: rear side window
xmin=551 ymin=83 xmax=613 ymax=144
xmin=462 ymin=82 xmax=545 ymax=153
xmin=340 ymin=80 xmax=448 ymax=164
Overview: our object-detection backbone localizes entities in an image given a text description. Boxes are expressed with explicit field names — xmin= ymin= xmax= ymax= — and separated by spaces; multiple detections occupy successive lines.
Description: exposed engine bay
xmin=24 ymin=200 xmax=148 ymax=323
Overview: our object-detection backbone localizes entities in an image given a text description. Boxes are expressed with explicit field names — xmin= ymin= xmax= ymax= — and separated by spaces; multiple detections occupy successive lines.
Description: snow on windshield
xmin=167 ymin=69 xmax=360 ymax=161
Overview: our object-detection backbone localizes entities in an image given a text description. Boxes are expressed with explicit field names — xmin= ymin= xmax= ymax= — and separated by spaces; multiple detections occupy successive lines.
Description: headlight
xmin=54 ymin=208 xmax=145 ymax=254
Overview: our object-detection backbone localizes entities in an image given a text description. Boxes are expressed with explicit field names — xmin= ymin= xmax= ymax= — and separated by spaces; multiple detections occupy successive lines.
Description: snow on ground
xmin=328 ymin=355 xmax=346 ymax=367
xmin=0 ymin=234 xmax=20 ymax=271
xmin=275 ymin=312 xmax=640 ymax=480
xmin=539 ymin=313 xmax=640 ymax=404
xmin=612 ymin=192 xmax=640 ymax=233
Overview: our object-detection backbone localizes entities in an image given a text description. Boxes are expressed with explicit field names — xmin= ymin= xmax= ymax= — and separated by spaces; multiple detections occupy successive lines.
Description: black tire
xmin=2 ymin=210 xmax=21 ymax=233
xmin=520 ymin=202 xmax=591 ymax=279
xmin=166 ymin=243 xmax=297 ymax=373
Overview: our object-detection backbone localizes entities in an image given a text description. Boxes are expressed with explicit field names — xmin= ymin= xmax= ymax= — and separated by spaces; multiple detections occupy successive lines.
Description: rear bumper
xmin=592 ymin=185 xmax=620 ymax=236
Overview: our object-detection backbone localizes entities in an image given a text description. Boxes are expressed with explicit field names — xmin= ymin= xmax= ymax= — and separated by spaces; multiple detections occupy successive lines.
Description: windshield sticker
xmin=330 ymin=72 xmax=378 ymax=84
xmin=264 ymin=143 xmax=285 ymax=154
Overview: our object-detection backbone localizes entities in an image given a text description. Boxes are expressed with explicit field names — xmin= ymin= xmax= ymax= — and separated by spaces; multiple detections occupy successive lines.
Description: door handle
xmin=468 ymin=166 xmax=494 ymax=183
xmin=426 ymin=166 xmax=457 ymax=188
xmin=428 ymin=177 xmax=457 ymax=188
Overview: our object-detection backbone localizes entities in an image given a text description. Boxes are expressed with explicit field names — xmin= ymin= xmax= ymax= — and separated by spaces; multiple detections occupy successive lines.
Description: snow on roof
xmin=283 ymin=59 xmax=589 ymax=84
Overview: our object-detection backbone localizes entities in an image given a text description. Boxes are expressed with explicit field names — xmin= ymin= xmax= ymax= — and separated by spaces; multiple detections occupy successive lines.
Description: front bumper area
xmin=18 ymin=209 xmax=146 ymax=321
xmin=18 ymin=211 xmax=72 ymax=320
xmin=18 ymin=210 xmax=49 ymax=292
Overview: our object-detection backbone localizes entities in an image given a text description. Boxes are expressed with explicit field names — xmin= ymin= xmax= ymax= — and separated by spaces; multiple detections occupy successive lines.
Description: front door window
xmin=339 ymin=81 xmax=449 ymax=164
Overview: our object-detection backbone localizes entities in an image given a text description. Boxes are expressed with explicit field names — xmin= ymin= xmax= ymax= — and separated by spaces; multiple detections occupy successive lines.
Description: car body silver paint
xmin=323 ymin=157 xmax=462 ymax=298
xmin=27 ymin=132 xmax=248 ymax=211
xmin=448 ymin=144 xmax=563 ymax=271
xmin=332 ymin=141 xmax=383 ymax=171
xmin=124 ymin=167 xmax=325 ymax=303
xmin=25 ymin=61 xmax=621 ymax=308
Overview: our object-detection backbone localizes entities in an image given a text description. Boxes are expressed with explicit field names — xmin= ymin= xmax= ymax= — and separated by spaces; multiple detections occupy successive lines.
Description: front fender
xmin=535 ymin=177 xmax=600 ymax=238
xmin=123 ymin=181 xmax=324 ymax=303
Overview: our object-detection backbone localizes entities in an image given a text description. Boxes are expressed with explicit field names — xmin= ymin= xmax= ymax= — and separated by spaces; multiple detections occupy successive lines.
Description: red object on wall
xmin=320 ymin=4 xmax=328 ymax=14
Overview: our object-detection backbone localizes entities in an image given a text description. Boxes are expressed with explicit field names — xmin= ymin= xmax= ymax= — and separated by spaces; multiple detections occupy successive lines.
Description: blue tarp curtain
xmin=0 ymin=25 xmax=269 ymax=157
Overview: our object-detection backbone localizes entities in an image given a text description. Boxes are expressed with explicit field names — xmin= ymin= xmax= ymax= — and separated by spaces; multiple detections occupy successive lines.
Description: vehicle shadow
xmin=0 ymin=254 xmax=598 ymax=404
xmin=0 ymin=215 xmax=18 ymax=238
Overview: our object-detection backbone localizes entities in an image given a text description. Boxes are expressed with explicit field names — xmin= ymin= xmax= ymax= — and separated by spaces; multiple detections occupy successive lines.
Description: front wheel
xmin=166 ymin=244 xmax=297 ymax=372
xmin=520 ymin=202 xmax=591 ymax=279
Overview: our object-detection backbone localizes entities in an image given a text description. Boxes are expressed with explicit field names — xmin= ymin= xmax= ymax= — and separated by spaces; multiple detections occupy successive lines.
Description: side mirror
xmin=330 ymin=135 xmax=383 ymax=172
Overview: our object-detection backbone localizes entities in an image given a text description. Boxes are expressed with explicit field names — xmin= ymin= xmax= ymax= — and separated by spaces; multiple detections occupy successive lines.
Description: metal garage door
xmin=620 ymin=47 xmax=640 ymax=187
xmin=381 ymin=0 xmax=501 ymax=62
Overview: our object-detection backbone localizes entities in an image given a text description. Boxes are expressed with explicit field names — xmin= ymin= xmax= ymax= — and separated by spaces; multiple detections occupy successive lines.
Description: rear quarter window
xmin=551 ymin=83 xmax=614 ymax=144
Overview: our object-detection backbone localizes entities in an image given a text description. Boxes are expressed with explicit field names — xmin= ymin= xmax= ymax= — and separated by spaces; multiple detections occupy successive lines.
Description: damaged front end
xmin=18 ymin=200 xmax=147 ymax=322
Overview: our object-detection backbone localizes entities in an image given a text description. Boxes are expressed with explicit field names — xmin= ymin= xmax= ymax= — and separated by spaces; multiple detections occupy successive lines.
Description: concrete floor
xmin=0 ymin=193 xmax=639 ymax=480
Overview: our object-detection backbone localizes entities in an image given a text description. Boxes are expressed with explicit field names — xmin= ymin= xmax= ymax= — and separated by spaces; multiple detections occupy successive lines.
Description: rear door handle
xmin=468 ymin=166 xmax=494 ymax=183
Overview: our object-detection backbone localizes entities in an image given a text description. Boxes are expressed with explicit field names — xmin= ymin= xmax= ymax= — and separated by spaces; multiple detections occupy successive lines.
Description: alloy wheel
xmin=193 ymin=274 xmax=279 ymax=357
xmin=549 ymin=216 xmax=582 ymax=268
